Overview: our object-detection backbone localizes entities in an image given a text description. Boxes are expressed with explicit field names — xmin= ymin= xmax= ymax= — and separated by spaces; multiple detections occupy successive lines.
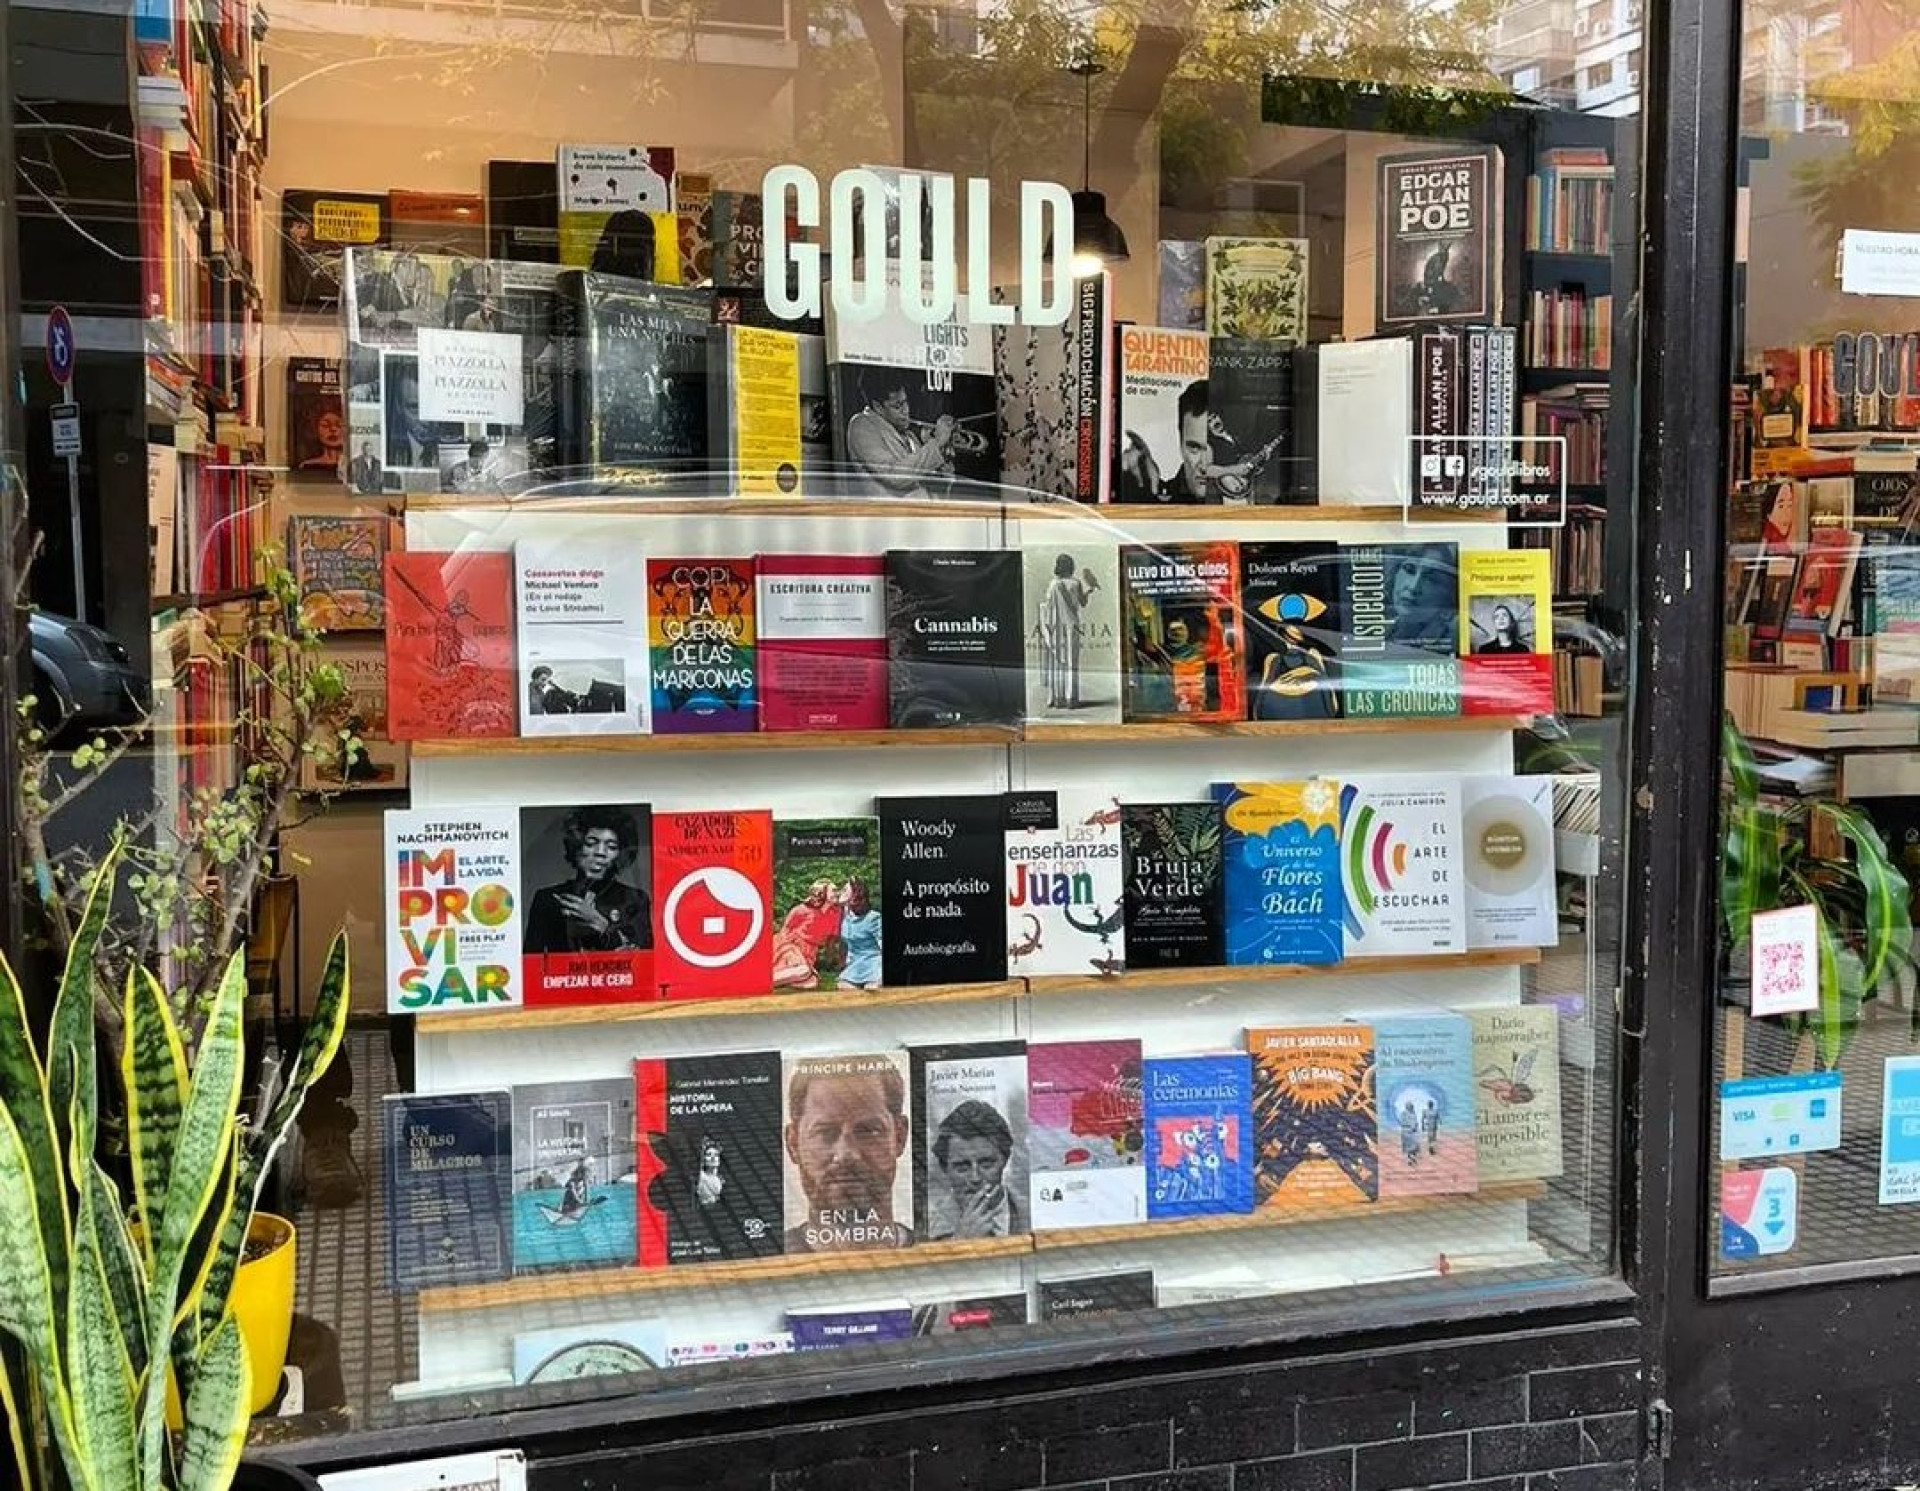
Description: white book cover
xmin=322 ymin=1454 xmax=526 ymax=1491
xmin=1005 ymin=790 xmax=1127 ymax=976
xmin=1022 ymin=541 xmax=1122 ymax=724
xmin=385 ymin=808 xmax=523 ymax=1015
xmin=1338 ymin=776 xmax=1467 ymax=955
xmin=1459 ymin=775 xmax=1559 ymax=949
xmin=511 ymin=1317 xmax=667 ymax=1384
xmin=515 ymin=537 xmax=650 ymax=736
xmin=1318 ymin=340 xmax=1413 ymax=505
xmin=1114 ymin=326 xmax=1210 ymax=502
xmin=556 ymin=144 xmax=674 ymax=213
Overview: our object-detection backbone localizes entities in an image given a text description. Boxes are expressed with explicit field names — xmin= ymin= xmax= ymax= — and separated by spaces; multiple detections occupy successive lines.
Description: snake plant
xmin=0 ymin=853 xmax=351 ymax=1489
xmin=1721 ymin=714 xmax=1914 ymax=1068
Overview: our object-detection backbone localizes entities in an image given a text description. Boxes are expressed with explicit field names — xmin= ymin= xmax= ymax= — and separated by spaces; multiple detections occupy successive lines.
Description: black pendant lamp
xmin=1064 ymin=57 xmax=1129 ymax=273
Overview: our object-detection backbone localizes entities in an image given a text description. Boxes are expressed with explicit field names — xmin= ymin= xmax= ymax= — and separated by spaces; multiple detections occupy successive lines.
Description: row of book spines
xmin=1524 ymin=169 xmax=1615 ymax=255
xmin=1517 ymin=517 xmax=1606 ymax=597
xmin=1525 ymin=290 xmax=1613 ymax=371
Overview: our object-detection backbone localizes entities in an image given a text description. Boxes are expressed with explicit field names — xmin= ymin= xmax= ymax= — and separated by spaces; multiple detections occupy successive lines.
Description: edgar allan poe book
xmin=1004 ymin=790 xmax=1126 ymax=978
xmin=385 ymin=808 xmax=523 ymax=1015
xmin=647 ymin=558 xmax=756 ymax=734
xmin=1371 ymin=1012 xmax=1478 ymax=1199
xmin=518 ymin=803 xmax=653 ymax=1009
xmin=1241 ymin=542 xmax=1341 ymax=721
xmin=1248 ymin=1024 xmax=1378 ymax=1210
xmin=510 ymin=1077 xmax=639 ymax=1273
xmin=384 ymin=551 xmax=517 ymax=740
xmin=1023 ymin=541 xmax=1122 ymax=724
xmin=1119 ymin=541 xmax=1244 ymax=723
xmin=773 ymin=817 xmax=883 ymax=992
xmin=634 ymin=1051 xmax=783 ymax=1266
xmin=756 ymin=554 xmax=888 ymax=732
xmin=878 ymin=795 xmax=1007 ymax=987
xmin=1375 ymin=146 xmax=1503 ymax=334
xmin=1340 ymin=542 xmax=1461 ymax=719
xmin=383 ymin=1091 xmax=511 ymax=1292
xmin=651 ymin=810 xmax=773 ymax=1000
xmin=555 ymin=271 xmax=709 ymax=478
xmin=884 ymin=550 xmax=1024 ymax=729
xmin=910 ymin=1041 xmax=1029 ymax=1241
xmin=1212 ymin=780 xmax=1344 ymax=967
xmin=1121 ymin=801 xmax=1224 ymax=970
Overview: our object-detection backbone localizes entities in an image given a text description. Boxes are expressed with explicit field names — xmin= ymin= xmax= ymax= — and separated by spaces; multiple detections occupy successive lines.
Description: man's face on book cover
xmin=787 ymin=1074 xmax=907 ymax=1220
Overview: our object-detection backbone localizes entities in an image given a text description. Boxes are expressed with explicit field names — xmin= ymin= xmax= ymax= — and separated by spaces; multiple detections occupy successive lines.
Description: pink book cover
xmin=755 ymin=554 xmax=888 ymax=732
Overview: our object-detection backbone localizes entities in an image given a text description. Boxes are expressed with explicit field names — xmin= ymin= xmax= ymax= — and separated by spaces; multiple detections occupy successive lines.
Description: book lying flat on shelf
xmin=1370 ymin=1013 xmax=1479 ymax=1199
xmin=1114 ymin=326 xmax=1210 ymax=503
xmin=910 ymin=1041 xmax=1029 ymax=1242
xmin=1213 ymin=780 xmax=1344 ymax=966
xmin=1338 ymin=776 xmax=1467 ymax=956
xmin=648 ymin=557 xmax=756 ymax=734
xmin=772 ymin=817 xmax=883 ymax=991
xmin=878 ymin=794 xmax=1008 ymax=986
xmin=1469 ymin=1005 xmax=1564 ymax=1181
xmin=510 ymin=1077 xmax=639 ymax=1273
xmin=385 ymin=807 xmax=523 ymax=1013
xmin=1038 ymin=1269 xmax=1156 ymax=1320
xmin=756 ymin=554 xmax=888 ymax=732
xmin=511 ymin=1317 xmax=666 ymax=1385
xmin=781 ymin=1051 xmax=916 ymax=1254
xmin=1022 ymin=540 xmax=1122 ymax=724
xmin=518 ymin=802 xmax=653 ymax=1007
xmin=911 ymin=1293 xmax=1029 ymax=1335
xmin=1143 ymin=1054 xmax=1255 ymax=1219
xmin=516 ymin=537 xmax=651 ymax=736
xmin=1120 ymin=801 xmax=1225 ymax=970
xmin=1459 ymin=775 xmax=1559 ymax=950
xmin=1004 ymin=789 xmax=1125 ymax=978
xmin=634 ymin=1051 xmax=784 ymax=1267
xmin=1120 ymin=540 xmax=1244 ymax=723
xmin=651 ymin=810 xmax=773 ymax=1000
xmin=385 ymin=551 xmax=517 ymax=740
xmin=1248 ymin=1025 xmax=1378 ymax=1209
xmin=885 ymin=549 xmax=1023 ymax=728
xmin=1027 ymin=1038 xmax=1146 ymax=1231
xmin=787 ymin=1300 xmax=915 ymax=1351
xmin=383 ymin=1091 xmax=512 ymax=1292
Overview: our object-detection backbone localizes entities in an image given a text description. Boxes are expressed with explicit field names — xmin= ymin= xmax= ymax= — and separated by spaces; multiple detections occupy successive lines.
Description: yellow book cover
xmin=726 ymin=325 xmax=802 ymax=495
xmin=559 ymin=209 xmax=682 ymax=284
xmin=1459 ymin=548 xmax=1552 ymax=715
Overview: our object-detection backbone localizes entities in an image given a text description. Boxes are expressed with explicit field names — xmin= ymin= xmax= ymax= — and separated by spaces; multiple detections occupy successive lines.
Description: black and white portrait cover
xmin=518 ymin=803 xmax=653 ymax=1007
xmin=635 ymin=1051 xmax=785 ymax=1266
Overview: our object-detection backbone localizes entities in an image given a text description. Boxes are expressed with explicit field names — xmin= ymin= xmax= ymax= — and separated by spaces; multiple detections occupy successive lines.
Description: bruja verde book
xmin=1143 ymin=1054 xmax=1254 ymax=1219
xmin=384 ymin=1091 xmax=512 ymax=1292
xmin=647 ymin=557 xmax=756 ymax=733
xmin=1212 ymin=780 xmax=1343 ymax=966
xmin=1004 ymin=790 xmax=1126 ymax=978
xmin=1121 ymin=801 xmax=1224 ymax=970
xmin=878 ymin=795 xmax=1007 ymax=986
xmin=1247 ymin=1024 xmax=1378 ymax=1209
xmin=1240 ymin=541 xmax=1341 ymax=721
xmin=1371 ymin=1013 xmax=1479 ymax=1199
xmin=1340 ymin=542 xmax=1461 ymax=718
xmin=1120 ymin=540 xmax=1244 ymax=723
xmin=634 ymin=1051 xmax=784 ymax=1267
xmin=385 ymin=807 xmax=522 ymax=1014
xmin=510 ymin=1077 xmax=639 ymax=1273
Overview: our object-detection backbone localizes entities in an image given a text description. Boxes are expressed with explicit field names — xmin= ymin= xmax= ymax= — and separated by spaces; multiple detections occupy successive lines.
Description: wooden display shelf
xmin=1025 ymin=946 xmax=1538 ymax=999
xmin=1019 ymin=716 xmax=1534 ymax=744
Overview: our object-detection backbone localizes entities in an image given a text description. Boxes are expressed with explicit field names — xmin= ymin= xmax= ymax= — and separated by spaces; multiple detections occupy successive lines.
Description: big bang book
xmin=385 ymin=808 xmax=523 ymax=1014
xmin=1248 ymin=1025 xmax=1378 ymax=1210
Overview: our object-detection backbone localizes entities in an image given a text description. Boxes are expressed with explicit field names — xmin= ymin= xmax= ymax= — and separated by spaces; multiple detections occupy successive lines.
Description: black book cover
xmin=384 ymin=1092 xmax=512 ymax=1293
xmin=635 ymin=1051 xmax=784 ymax=1267
xmin=911 ymin=1293 xmax=1029 ymax=1335
xmin=1038 ymin=1269 xmax=1156 ymax=1320
xmin=557 ymin=271 xmax=710 ymax=478
xmin=1120 ymin=802 xmax=1224 ymax=970
xmin=285 ymin=357 xmax=344 ymax=479
xmin=1241 ymin=541 xmax=1342 ymax=720
xmin=909 ymin=1040 xmax=1029 ymax=1240
xmin=1206 ymin=338 xmax=1295 ymax=505
xmin=486 ymin=160 xmax=560 ymax=263
xmin=1340 ymin=541 xmax=1461 ymax=718
xmin=884 ymin=550 xmax=1024 ymax=728
xmin=1415 ymin=328 xmax=1464 ymax=509
xmin=499 ymin=261 xmax=564 ymax=476
xmin=1375 ymin=145 xmax=1502 ymax=333
xmin=1285 ymin=345 xmax=1321 ymax=502
xmin=282 ymin=189 xmax=387 ymax=310
xmin=878 ymin=795 xmax=1008 ymax=986
xmin=1857 ymin=469 xmax=1920 ymax=527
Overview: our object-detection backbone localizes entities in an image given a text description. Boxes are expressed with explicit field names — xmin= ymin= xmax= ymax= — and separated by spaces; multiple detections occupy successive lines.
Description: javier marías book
xmin=910 ymin=1041 xmax=1029 ymax=1241
xmin=772 ymin=817 xmax=883 ymax=991
xmin=1039 ymin=1270 xmax=1156 ymax=1320
xmin=1212 ymin=780 xmax=1344 ymax=966
xmin=1204 ymin=237 xmax=1310 ymax=344
xmin=756 ymin=554 xmax=888 ymax=732
xmin=877 ymin=795 xmax=1007 ymax=986
xmin=1208 ymin=339 xmax=1294 ymax=505
xmin=885 ymin=550 xmax=1024 ymax=728
xmin=1023 ymin=541 xmax=1122 ymax=724
xmin=781 ymin=1052 xmax=916 ymax=1254
xmin=1115 ymin=326 xmax=1210 ymax=503
xmin=651 ymin=810 xmax=773 ymax=1000
xmin=1375 ymin=146 xmax=1503 ymax=334
xmin=1460 ymin=775 xmax=1559 ymax=950
xmin=1469 ymin=1005 xmax=1564 ymax=1181
xmin=1121 ymin=802 xmax=1224 ymax=969
xmin=1143 ymin=1054 xmax=1255 ymax=1219
xmin=1338 ymin=777 xmax=1467 ymax=956
xmin=518 ymin=803 xmax=653 ymax=1007
xmin=647 ymin=557 xmax=756 ymax=733
xmin=556 ymin=271 xmax=709 ymax=477
xmin=385 ymin=807 xmax=523 ymax=1014
xmin=634 ymin=1051 xmax=784 ymax=1267
xmin=1241 ymin=542 xmax=1341 ymax=720
xmin=1460 ymin=548 xmax=1553 ymax=715
xmin=1004 ymin=790 xmax=1125 ymax=977
xmin=1248 ymin=1025 xmax=1378 ymax=1209
xmin=993 ymin=269 xmax=1112 ymax=502
xmin=510 ymin=1077 xmax=639 ymax=1273
xmin=1340 ymin=542 xmax=1461 ymax=718
xmin=383 ymin=1091 xmax=512 ymax=1292
xmin=1120 ymin=541 xmax=1244 ymax=722
xmin=1371 ymin=1013 xmax=1479 ymax=1199
xmin=516 ymin=537 xmax=650 ymax=736
xmin=385 ymin=551 xmax=517 ymax=740
xmin=1027 ymin=1039 xmax=1146 ymax=1231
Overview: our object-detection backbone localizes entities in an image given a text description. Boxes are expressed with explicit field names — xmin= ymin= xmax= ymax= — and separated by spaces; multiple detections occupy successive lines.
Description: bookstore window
xmin=14 ymin=0 xmax=1638 ymax=1446
xmin=1712 ymin=0 xmax=1920 ymax=1284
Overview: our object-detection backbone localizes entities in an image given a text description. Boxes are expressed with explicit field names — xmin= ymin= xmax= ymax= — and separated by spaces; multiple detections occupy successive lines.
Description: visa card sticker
xmin=1719 ymin=1072 xmax=1842 ymax=1160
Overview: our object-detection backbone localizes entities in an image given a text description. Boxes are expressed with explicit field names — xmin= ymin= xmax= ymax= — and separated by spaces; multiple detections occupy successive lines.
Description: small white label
xmin=417 ymin=329 xmax=523 ymax=426
xmin=50 ymin=403 xmax=80 ymax=457
xmin=1840 ymin=229 xmax=1920 ymax=297
xmin=1749 ymin=902 xmax=1820 ymax=1016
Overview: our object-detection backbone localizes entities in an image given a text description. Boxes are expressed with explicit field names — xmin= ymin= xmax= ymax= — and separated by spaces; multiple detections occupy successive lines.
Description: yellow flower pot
xmin=230 ymin=1213 xmax=298 ymax=1415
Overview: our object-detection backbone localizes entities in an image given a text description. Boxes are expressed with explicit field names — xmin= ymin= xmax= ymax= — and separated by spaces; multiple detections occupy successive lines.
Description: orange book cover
xmin=1247 ymin=1024 xmax=1378 ymax=1210
xmin=384 ymin=551 xmax=517 ymax=740
xmin=652 ymin=810 xmax=774 ymax=1000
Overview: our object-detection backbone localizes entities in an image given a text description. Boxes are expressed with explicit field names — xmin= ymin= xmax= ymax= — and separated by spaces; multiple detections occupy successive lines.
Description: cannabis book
xmin=1119 ymin=540 xmax=1244 ymax=722
xmin=289 ymin=514 xmax=386 ymax=632
xmin=1121 ymin=801 xmax=1224 ymax=969
xmin=286 ymin=357 xmax=344 ymax=481
xmin=772 ymin=817 xmax=882 ymax=991
xmin=1213 ymin=780 xmax=1344 ymax=966
xmin=1028 ymin=1039 xmax=1146 ymax=1231
xmin=1038 ymin=1270 xmax=1156 ymax=1320
xmin=512 ymin=1317 xmax=667 ymax=1384
xmin=555 ymin=271 xmax=709 ymax=477
xmin=1247 ymin=1025 xmax=1378 ymax=1209
xmin=993 ymin=269 xmax=1112 ymax=502
xmin=510 ymin=1077 xmax=639 ymax=1273
xmin=1460 ymin=775 xmax=1559 ymax=950
xmin=1338 ymin=776 xmax=1467 ymax=956
xmin=383 ymin=1091 xmax=512 ymax=1292
xmin=781 ymin=1051 xmax=916 ymax=1254
xmin=1469 ymin=1005 xmax=1564 ymax=1181
xmin=518 ymin=803 xmax=653 ymax=1007
xmin=1371 ymin=1013 xmax=1479 ymax=1199
xmin=1143 ymin=1054 xmax=1255 ymax=1219
xmin=1460 ymin=548 xmax=1553 ymax=715
xmin=877 ymin=795 xmax=1007 ymax=986
xmin=634 ymin=1051 xmax=784 ymax=1267
xmin=909 ymin=1041 xmax=1029 ymax=1241
xmin=1114 ymin=326 xmax=1210 ymax=503
xmin=647 ymin=557 xmax=756 ymax=733
xmin=515 ymin=536 xmax=650 ymax=736
xmin=651 ymin=810 xmax=773 ymax=1000
xmin=385 ymin=551 xmax=517 ymax=740
xmin=1204 ymin=236 xmax=1310 ymax=344
xmin=1376 ymin=146 xmax=1503 ymax=333
xmin=1003 ymin=790 xmax=1125 ymax=977
xmin=384 ymin=808 xmax=522 ymax=1014
xmin=1340 ymin=542 xmax=1462 ymax=718
xmin=884 ymin=550 xmax=1024 ymax=728
xmin=756 ymin=554 xmax=888 ymax=732
xmin=1208 ymin=338 xmax=1295 ymax=505
xmin=1022 ymin=541 xmax=1122 ymax=723
xmin=1241 ymin=541 xmax=1342 ymax=720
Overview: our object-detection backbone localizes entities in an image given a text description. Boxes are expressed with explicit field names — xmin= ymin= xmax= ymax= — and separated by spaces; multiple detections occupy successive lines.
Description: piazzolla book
xmin=510 ymin=1077 xmax=639 ymax=1273
xmin=885 ymin=549 xmax=1024 ymax=728
xmin=634 ymin=1051 xmax=784 ymax=1267
xmin=1004 ymin=789 xmax=1126 ymax=978
xmin=1375 ymin=146 xmax=1503 ymax=334
xmin=385 ymin=808 xmax=523 ymax=1013
xmin=383 ymin=1091 xmax=512 ymax=1292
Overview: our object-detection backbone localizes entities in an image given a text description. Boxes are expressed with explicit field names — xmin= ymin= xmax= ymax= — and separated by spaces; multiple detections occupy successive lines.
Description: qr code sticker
xmin=1756 ymin=939 xmax=1806 ymax=1008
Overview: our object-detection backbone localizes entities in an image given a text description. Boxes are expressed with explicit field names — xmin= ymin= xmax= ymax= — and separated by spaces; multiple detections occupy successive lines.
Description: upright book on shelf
xmin=709 ymin=324 xmax=807 ymax=494
xmin=781 ymin=1051 xmax=916 ymax=1253
xmin=385 ymin=550 xmax=517 ymax=740
xmin=283 ymin=189 xmax=386 ymax=309
xmin=1375 ymin=146 xmax=1504 ymax=334
xmin=1213 ymin=780 xmax=1344 ymax=966
xmin=993 ymin=270 xmax=1112 ymax=502
xmin=1142 ymin=1053 xmax=1255 ymax=1219
xmin=1023 ymin=540 xmax=1122 ymax=724
xmin=1460 ymin=548 xmax=1553 ymax=715
xmin=772 ymin=817 xmax=884 ymax=991
xmin=1459 ymin=775 xmax=1558 ymax=949
xmin=651 ymin=810 xmax=774 ymax=1000
xmin=633 ymin=1051 xmax=785 ymax=1267
xmin=884 ymin=549 xmax=1024 ymax=728
xmin=383 ymin=1091 xmax=512 ymax=1292
xmin=511 ymin=1077 xmax=639 ymax=1273
xmin=518 ymin=803 xmax=653 ymax=1007
xmin=1204 ymin=237 xmax=1310 ymax=344
xmin=515 ymin=536 xmax=650 ymax=736
xmin=1157 ymin=240 xmax=1205 ymax=329
xmin=290 ymin=514 xmax=386 ymax=632
xmin=1207 ymin=339 xmax=1294 ymax=505
xmin=285 ymin=357 xmax=344 ymax=480
xmin=1340 ymin=542 xmax=1462 ymax=717
xmin=1038 ymin=1271 xmax=1157 ymax=1319
xmin=1248 ymin=1025 xmax=1378 ymax=1209
xmin=1370 ymin=1013 xmax=1479 ymax=1199
xmin=647 ymin=557 xmax=756 ymax=733
xmin=385 ymin=807 xmax=523 ymax=1014
xmin=1028 ymin=1039 xmax=1146 ymax=1230
xmin=1338 ymin=776 xmax=1467 ymax=956
xmin=1120 ymin=801 xmax=1225 ymax=969
xmin=1119 ymin=540 xmax=1244 ymax=722
xmin=1003 ymin=789 xmax=1126 ymax=977
xmin=910 ymin=1041 xmax=1029 ymax=1241
xmin=555 ymin=271 xmax=709 ymax=478
xmin=1114 ymin=326 xmax=1211 ymax=503
xmin=877 ymin=794 xmax=1008 ymax=986
xmin=1240 ymin=541 xmax=1342 ymax=720
xmin=756 ymin=554 xmax=889 ymax=732
xmin=1304 ymin=340 xmax=1415 ymax=506
xmin=299 ymin=640 xmax=406 ymax=792
xmin=1469 ymin=1005 xmax=1564 ymax=1181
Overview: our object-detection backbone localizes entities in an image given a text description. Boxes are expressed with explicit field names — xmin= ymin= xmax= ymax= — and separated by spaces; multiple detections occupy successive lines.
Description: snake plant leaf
xmin=47 ymin=851 xmax=118 ymax=1210
xmin=67 ymin=1160 xmax=137 ymax=1491
xmin=122 ymin=967 xmax=188 ymax=1265
xmin=177 ymin=1313 xmax=249 ymax=1491
xmin=0 ymin=1338 xmax=51 ymax=1490
xmin=1813 ymin=801 xmax=1914 ymax=991
xmin=82 ymin=1149 xmax=146 ymax=1385
xmin=0 ymin=1100 xmax=83 ymax=1486
xmin=0 ymin=951 xmax=70 ymax=1322
xmin=172 ymin=1135 xmax=238 ymax=1398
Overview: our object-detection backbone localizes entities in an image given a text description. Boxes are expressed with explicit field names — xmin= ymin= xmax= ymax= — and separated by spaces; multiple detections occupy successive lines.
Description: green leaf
xmin=122 ymin=968 xmax=188 ymax=1261
xmin=0 ymin=1101 xmax=83 ymax=1486
xmin=177 ymin=1314 xmax=249 ymax=1491
xmin=83 ymin=1155 xmax=146 ymax=1386
xmin=66 ymin=1161 xmax=138 ymax=1491
xmin=1815 ymin=800 xmax=1914 ymax=990
xmin=0 ymin=949 xmax=70 ymax=1321
xmin=48 ymin=849 xmax=117 ymax=1215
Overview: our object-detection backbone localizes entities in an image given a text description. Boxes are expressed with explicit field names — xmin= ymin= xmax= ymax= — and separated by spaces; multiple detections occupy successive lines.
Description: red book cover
xmin=754 ymin=554 xmax=887 ymax=732
xmin=385 ymin=551 xmax=517 ymax=740
xmin=519 ymin=803 xmax=654 ymax=1008
xmin=652 ymin=810 xmax=774 ymax=999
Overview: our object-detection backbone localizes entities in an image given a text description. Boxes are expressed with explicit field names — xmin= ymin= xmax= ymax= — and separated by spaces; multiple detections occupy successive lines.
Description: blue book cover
xmin=1370 ymin=1013 xmax=1479 ymax=1199
xmin=786 ymin=1301 xmax=915 ymax=1352
xmin=1142 ymin=1055 xmax=1255 ymax=1218
xmin=511 ymin=1077 xmax=639 ymax=1274
xmin=1212 ymin=780 xmax=1344 ymax=965
xmin=383 ymin=1091 xmax=512 ymax=1293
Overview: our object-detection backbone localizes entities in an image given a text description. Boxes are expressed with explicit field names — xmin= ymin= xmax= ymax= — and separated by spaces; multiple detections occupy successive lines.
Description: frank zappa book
xmin=1371 ymin=1013 xmax=1479 ymax=1199
xmin=772 ymin=817 xmax=883 ymax=992
xmin=884 ymin=550 xmax=1024 ymax=728
xmin=385 ymin=550 xmax=517 ymax=740
xmin=648 ymin=557 xmax=756 ymax=733
xmin=1115 ymin=326 xmax=1210 ymax=503
xmin=651 ymin=810 xmax=773 ymax=1000
xmin=516 ymin=537 xmax=650 ymax=736
xmin=1204 ymin=237 xmax=1310 ymax=344
xmin=877 ymin=795 xmax=1007 ymax=986
xmin=519 ymin=803 xmax=653 ymax=1007
xmin=634 ymin=1051 xmax=784 ymax=1267
xmin=1207 ymin=338 xmax=1295 ymax=505
xmin=510 ymin=1077 xmax=639 ymax=1273
xmin=383 ymin=1091 xmax=512 ymax=1292
xmin=1469 ymin=1004 xmax=1564 ymax=1181
xmin=1241 ymin=542 xmax=1341 ymax=720
xmin=1143 ymin=1054 xmax=1255 ymax=1219
xmin=1340 ymin=542 xmax=1461 ymax=718
xmin=1121 ymin=801 xmax=1224 ymax=969
xmin=910 ymin=1041 xmax=1029 ymax=1241
xmin=1004 ymin=789 xmax=1126 ymax=977
xmin=1027 ymin=1039 xmax=1146 ymax=1231
xmin=781 ymin=1051 xmax=916 ymax=1254
xmin=1248 ymin=1025 xmax=1378 ymax=1209
xmin=1375 ymin=146 xmax=1504 ymax=334
xmin=1338 ymin=776 xmax=1467 ymax=956
xmin=283 ymin=189 xmax=386 ymax=309
xmin=555 ymin=271 xmax=709 ymax=478
xmin=286 ymin=358 xmax=344 ymax=480
xmin=1038 ymin=1270 xmax=1156 ymax=1320
xmin=1213 ymin=780 xmax=1344 ymax=966
xmin=1023 ymin=541 xmax=1122 ymax=724
xmin=1120 ymin=540 xmax=1244 ymax=722
xmin=992 ymin=270 xmax=1111 ymax=502
xmin=385 ymin=808 xmax=523 ymax=1014
xmin=756 ymin=554 xmax=888 ymax=732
